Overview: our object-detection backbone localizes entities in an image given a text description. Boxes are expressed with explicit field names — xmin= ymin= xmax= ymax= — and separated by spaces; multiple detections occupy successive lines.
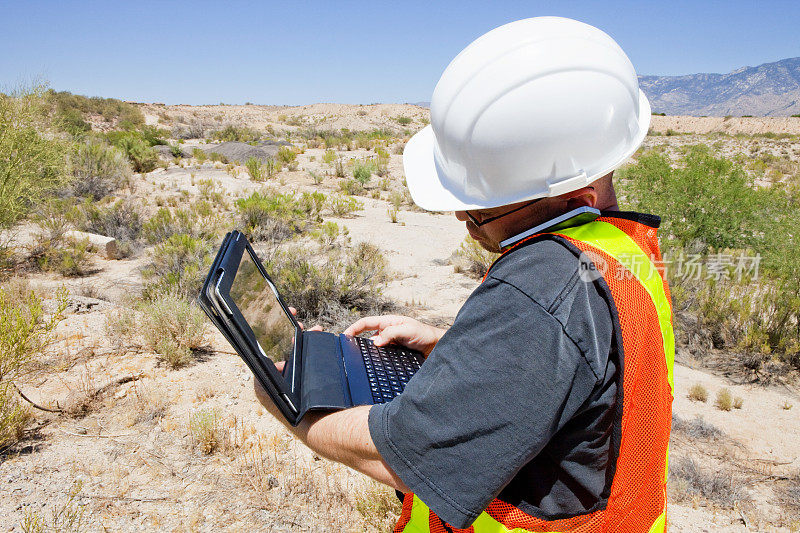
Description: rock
xmin=64 ymin=230 xmax=118 ymax=259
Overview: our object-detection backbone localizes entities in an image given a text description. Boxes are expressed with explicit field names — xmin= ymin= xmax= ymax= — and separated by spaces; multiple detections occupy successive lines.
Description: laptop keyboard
xmin=356 ymin=337 xmax=424 ymax=403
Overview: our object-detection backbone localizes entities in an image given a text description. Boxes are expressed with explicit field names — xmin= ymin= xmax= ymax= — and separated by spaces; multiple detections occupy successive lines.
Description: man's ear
xmin=562 ymin=187 xmax=598 ymax=210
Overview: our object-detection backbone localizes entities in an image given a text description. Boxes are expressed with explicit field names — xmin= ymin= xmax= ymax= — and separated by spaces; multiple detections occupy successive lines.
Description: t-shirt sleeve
xmin=368 ymin=276 xmax=603 ymax=528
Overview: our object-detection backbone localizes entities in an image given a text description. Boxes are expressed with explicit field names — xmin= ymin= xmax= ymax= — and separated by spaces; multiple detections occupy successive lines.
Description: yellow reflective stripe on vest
xmin=399 ymin=495 xmax=434 ymax=532
xmin=555 ymin=221 xmax=675 ymax=393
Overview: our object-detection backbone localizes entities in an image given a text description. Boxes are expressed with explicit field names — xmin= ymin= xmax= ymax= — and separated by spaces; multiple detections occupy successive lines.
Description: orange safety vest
xmin=395 ymin=214 xmax=675 ymax=533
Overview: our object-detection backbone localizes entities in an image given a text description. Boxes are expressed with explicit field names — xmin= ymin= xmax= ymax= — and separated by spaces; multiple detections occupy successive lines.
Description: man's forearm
xmin=297 ymin=405 xmax=409 ymax=492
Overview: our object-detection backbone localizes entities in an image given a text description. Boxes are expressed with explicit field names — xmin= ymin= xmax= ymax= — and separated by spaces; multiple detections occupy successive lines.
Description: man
xmin=255 ymin=17 xmax=674 ymax=532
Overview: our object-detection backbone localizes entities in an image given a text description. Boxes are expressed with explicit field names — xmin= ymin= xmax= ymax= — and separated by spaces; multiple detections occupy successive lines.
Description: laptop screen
xmin=229 ymin=248 xmax=297 ymax=364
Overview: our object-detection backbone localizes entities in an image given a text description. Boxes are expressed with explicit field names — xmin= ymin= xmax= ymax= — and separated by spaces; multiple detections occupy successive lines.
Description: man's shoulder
xmin=485 ymin=237 xmax=581 ymax=313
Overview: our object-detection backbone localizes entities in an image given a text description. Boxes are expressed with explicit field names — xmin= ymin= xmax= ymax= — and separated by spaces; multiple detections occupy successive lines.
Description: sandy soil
xmin=2 ymin=108 xmax=800 ymax=531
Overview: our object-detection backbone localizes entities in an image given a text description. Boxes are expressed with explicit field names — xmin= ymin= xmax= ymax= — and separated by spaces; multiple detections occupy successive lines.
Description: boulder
xmin=64 ymin=230 xmax=118 ymax=259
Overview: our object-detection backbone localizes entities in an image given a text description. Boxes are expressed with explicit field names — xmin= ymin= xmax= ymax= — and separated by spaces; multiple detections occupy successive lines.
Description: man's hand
xmin=344 ymin=315 xmax=446 ymax=356
xmin=251 ymin=308 xmax=409 ymax=493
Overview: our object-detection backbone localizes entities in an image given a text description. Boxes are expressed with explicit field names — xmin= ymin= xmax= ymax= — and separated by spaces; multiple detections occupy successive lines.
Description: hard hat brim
xmin=403 ymin=90 xmax=651 ymax=212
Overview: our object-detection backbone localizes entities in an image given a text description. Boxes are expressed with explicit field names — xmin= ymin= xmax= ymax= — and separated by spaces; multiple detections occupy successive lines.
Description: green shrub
xmin=245 ymin=157 xmax=266 ymax=181
xmin=35 ymin=237 xmax=92 ymax=277
xmin=617 ymin=146 xmax=764 ymax=253
xmin=107 ymin=291 xmax=207 ymax=368
xmin=106 ymin=133 xmax=158 ymax=173
xmin=451 ymin=237 xmax=499 ymax=278
xmin=340 ymin=178 xmax=365 ymax=196
xmin=298 ymin=191 xmax=327 ymax=219
xmin=327 ymin=194 xmax=363 ymax=217
xmin=0 ymin=281 xmax=67 ymax=450
xmin=396 ymin=116 xmax=412 ymax=125
xmin=211 ymin=124 xmax=260 ymax=142
xmin=313 ymin=221 xmax=347 ymax=246
xmin=322 ymin=149 xmax=337 ymax=165
xmin=0 ymin=87 xmax=69 ymax=230
xmin=46 ymin=89 xmax=144 ymax=129
xmin=208 ymin=151 xmax=229 ymax=164
xmin=235 ymin=190 xmax=314 ymax=243
xmin=142 ymin=234 xmax=214 ymax=300
xmin=56 ymin=107 xmax=91 ymax=136
xmin=388 ymin=191 xmax=404 ymax=209
xmin=192 ymin=148 xmax=208 ymax=163
xmin=169 ymin=143 xmax=183 ymax=158
xmin=141 ymin=207 xmax=199 ymax=244
xmin=618 ymin=146 xmax=800 ymax=372
xmin=277 ymin=146 xmax=296 ymax=165
xmin=353 ymin=160 xmax=374 ymax=185
xmin=68 ymin=139 xmax=132 ymax=199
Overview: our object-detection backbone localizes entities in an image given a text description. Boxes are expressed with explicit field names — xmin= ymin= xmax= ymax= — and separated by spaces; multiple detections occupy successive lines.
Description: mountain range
xmin=639 ymin=57 xmax=800 ymax=116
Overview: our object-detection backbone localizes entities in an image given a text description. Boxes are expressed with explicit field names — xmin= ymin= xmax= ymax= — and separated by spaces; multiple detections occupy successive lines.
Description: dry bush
xmin=669 ymin=457 xmax=748 ymax=508
xmin=355 ymin=481 xmax=403 ymax=530
xmin=715 ymin=388 xmax=733 ymax=411
xmin=72 ymin=199 xmax=143 ymax=257
xmin=733 ymin=396 xmax=744 ymax=409
xmin=106 ymin=291 xmax=208 ymax=368
xmin=687 ymin=383 xmax=709 ymax=402
xmin=0 ymin=280 xmax=67 ymax=450
xmin=190 ymin=408 xmax=223 ymax=454
xmin=451 ymin=236 xmax=499 ymax=278
xmin=671 ymin=414 xmax=723 ymax=441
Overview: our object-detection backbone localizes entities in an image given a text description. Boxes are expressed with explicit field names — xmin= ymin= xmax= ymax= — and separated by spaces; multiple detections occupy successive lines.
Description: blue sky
xmin=1 ymin=0 xmax=798 ymax=105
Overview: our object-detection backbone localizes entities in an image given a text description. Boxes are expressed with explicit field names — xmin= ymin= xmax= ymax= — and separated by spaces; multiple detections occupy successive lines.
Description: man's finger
xmin=288 ymin=306 xmax=298 ymax=316
xmin=344 ymin=316 xmax=389 ymax=336
xmin=274 ymin=361 xmax=286 ymax=372
xmin=372 ymin=324 xmax=411 ymax=346
xmin=309 ymin=325 xmax=323 ymax=332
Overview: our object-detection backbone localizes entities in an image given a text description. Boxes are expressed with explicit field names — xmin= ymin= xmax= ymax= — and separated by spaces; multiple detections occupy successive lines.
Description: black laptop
xmin=197 ymin=231 xmax=425 ymax=426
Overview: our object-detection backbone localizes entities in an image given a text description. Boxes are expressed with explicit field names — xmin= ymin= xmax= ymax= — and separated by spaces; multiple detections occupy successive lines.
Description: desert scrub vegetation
xmin=451 ymin=236 xmax=500 ymax=278
xmin=245 ymin=156 xmax=266 ymax=181
xmin=71 ymin=199 xmax=143 ymax=257
xmin=141 ymin=234 xmax=215 ymax=300
xmin=687 ymin=383 xmax=709 ymax=402
xmin=0 ymin=87 xmax=70 ymax=231
xmin=327 ymin=194 xmax=363 ymax=217
xmin=141 ymin=205 xmax=219 ymax=245
xmin=46 ymin=89 xmax=144 ymax=130
xmin=67 ymin=139 xmax=132 ymax=199
xmin=107 ymin=291 xmax=207 ymax=368
xmin=0 ymin=280 xmax=67 ymax=451
xmin=211 ymin=124 xmax=261 ymax=142
xmin=236 ymin=190 xmax=323 ymax=243
xmin=617 ymin=145 xmax=800 ymax=375
xmin=668 ymin=456 xmax=748 ymax=509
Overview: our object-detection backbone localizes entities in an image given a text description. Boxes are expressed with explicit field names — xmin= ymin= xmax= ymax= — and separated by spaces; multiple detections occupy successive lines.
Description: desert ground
xmin=2 ymin=102 xmax=799 ymax=531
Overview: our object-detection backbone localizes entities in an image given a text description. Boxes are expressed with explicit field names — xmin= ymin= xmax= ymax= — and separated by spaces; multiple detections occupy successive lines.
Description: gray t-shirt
xmin=368 ymin=236 xmax=618 ymax=529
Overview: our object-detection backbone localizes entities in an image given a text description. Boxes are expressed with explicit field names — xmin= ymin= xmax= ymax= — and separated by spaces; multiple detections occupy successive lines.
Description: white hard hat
xmin=403 ymin=16 xmax=651 ymax=211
